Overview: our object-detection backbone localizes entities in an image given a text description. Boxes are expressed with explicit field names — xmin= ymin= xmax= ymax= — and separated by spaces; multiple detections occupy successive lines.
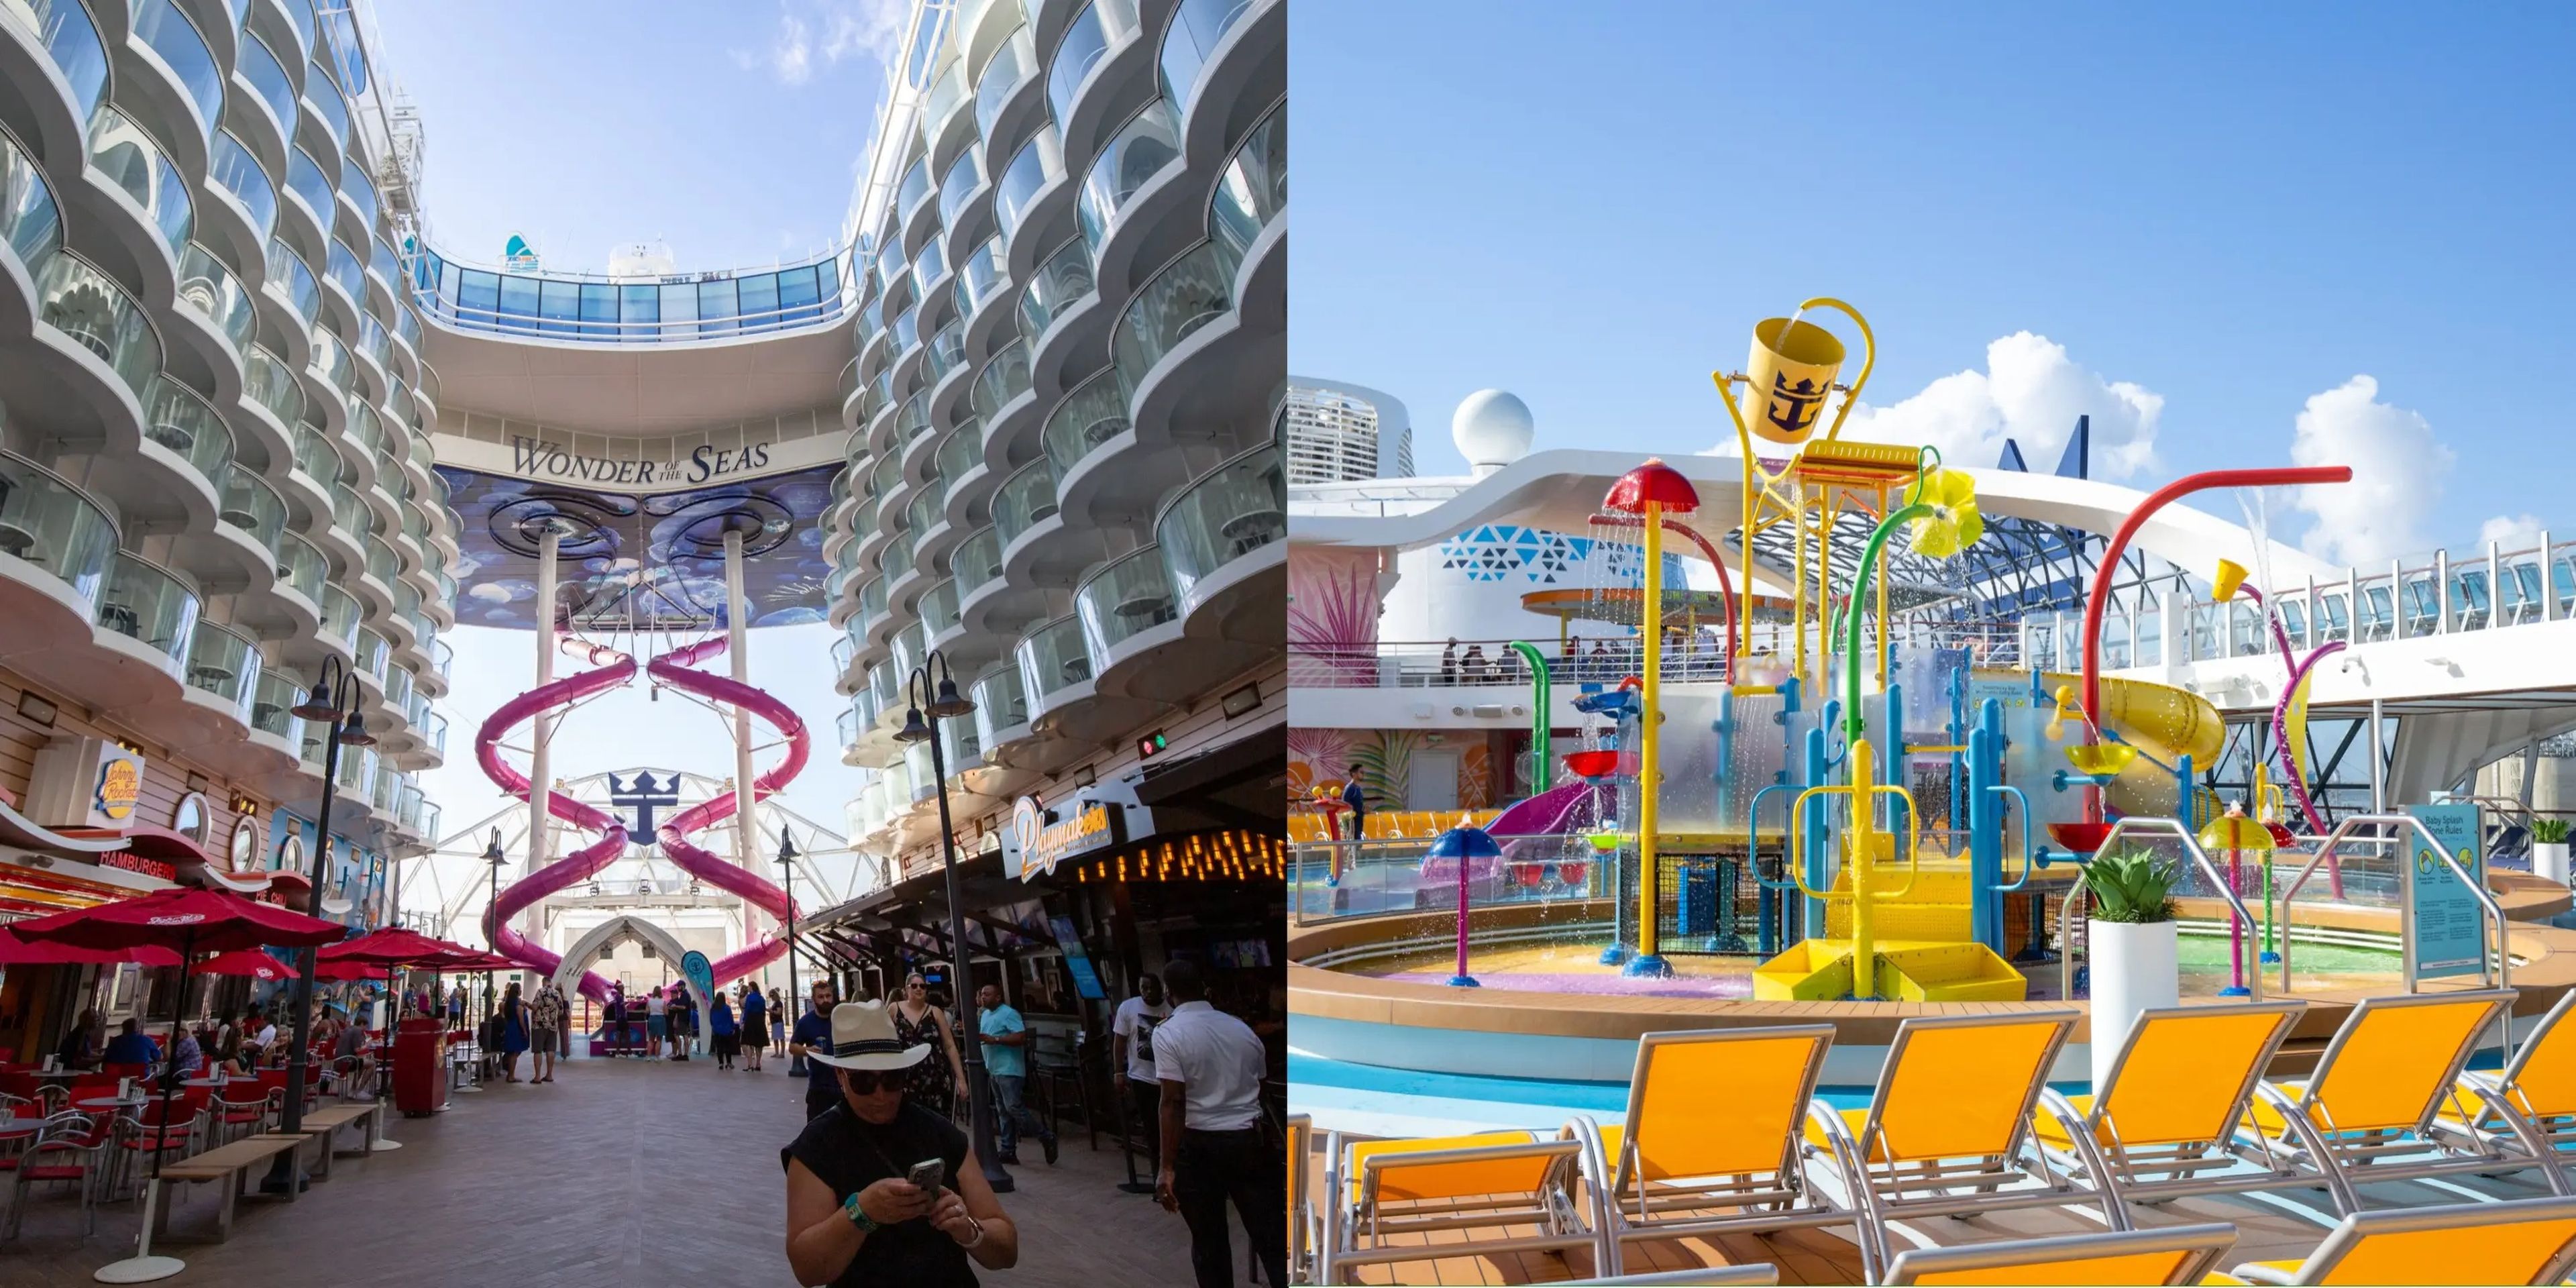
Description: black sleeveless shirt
xmin=782 ymin=1100 xmax=975 ymax=1287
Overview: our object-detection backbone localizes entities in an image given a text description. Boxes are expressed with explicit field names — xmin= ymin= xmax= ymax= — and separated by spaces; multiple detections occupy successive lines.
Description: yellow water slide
xmin=2041 ymin=671 xmax=2226 ymax=819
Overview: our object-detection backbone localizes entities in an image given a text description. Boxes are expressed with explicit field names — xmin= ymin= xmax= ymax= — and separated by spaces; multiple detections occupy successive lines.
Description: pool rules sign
xmin=2406 ymin=802 xmax=2487 ymax=981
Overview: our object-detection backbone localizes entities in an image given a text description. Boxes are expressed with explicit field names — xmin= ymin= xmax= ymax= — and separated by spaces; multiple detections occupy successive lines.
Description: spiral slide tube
xmin=647 ymin=637 xmax=812 ymax=986
xmin=477 ymin=640 xmax=639 ymax=1000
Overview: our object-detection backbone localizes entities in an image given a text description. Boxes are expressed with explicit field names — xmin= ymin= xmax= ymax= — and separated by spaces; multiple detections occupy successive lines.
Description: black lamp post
xmin=482 ymin=827 xmax=506 ymax=1027
xmin=896 ymin=649 xmax=1010 ymax=1192
xmin=263 ymin=656 xmax=372 ymax=1194
xmin=777 ymin=826 xmax=801 ymax=1077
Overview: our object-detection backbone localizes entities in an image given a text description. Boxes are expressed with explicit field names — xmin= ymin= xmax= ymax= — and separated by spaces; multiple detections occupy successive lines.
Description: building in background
xmin=1285 ymin=378 xmax=1411 ymax=483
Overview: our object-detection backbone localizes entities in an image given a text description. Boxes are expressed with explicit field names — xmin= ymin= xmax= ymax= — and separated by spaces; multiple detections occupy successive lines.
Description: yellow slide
xmin=2040 ymin=672 xmax=2225 ymax=820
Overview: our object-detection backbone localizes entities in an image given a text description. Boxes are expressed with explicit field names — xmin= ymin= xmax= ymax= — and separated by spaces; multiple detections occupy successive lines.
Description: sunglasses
xmin=837 ymin=1069 xmax=907 ymax=1095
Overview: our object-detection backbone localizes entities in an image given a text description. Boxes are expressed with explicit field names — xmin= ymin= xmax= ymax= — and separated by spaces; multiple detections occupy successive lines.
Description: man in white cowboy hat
xmin=784 ymin=999 xmax=1019 ymax=1288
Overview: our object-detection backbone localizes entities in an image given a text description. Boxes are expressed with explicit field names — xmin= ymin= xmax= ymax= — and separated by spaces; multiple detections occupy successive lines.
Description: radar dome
xmin=1452 ymin=389 xmax=1534 ymax=478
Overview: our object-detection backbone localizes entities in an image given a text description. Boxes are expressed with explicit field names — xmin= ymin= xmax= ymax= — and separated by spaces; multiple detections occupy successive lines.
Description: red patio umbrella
xmin=11 ymin=888 xmax=342 ymax=1282
xmin=317 ymin=929 xmax=491 ymax=1130
xmin=313 ymin=957 xmax=383 ymax=982
xmin=193 ymin=949 xmax=292 ymax=981
xmin=0 ymin=926 xmax=180 ymax=967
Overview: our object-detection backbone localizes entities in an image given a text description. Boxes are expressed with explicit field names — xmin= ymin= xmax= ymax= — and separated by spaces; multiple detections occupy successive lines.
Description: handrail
xmin=1788 ymin=781 xmax=1922 ymax=902
xmin=2277 ymin=813 xmax=2511 ymax=1003
xmin=1986 ymin=784 xmax=2035 ymax=892
xmin=2086 ymin=815 xmax=2264 ymax=1000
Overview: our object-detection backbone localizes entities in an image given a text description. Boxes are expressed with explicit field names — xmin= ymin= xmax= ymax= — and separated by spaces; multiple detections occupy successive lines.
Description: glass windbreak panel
xmin=267 ymin=237 xmax=321 ymax=320
xmin=777 ymin=264 xmax=821 ymax=324
xmin=1116 ymin=239 xmax=1234 ymax=377
xmin=497 ymin=274 xmax=539 ymax=327
xmin=577 ymin=281 xmax=615 ymax=337
xmin=957 ymin=237 xmax=1004 ymax=319
xmin=971 ymin=339 xmax=1031 ymax=421
xmin=994 ymin=458 xmax=1059 ymax=545
xmin=88 ymin=108 xmax=190 ymax=258
xmin=133 ymin=0 xmax=222 ymax=132
xmin=1018 ymin=615 xmax=1091 ymax=698
xmin=1160 ymin=0 xmax=1255 ymax=108
xmin=1077 ymin=101 xmax=1181 ymax=250
xmin=1042 ymin=367 xmax=1133 ymax=478
xmin=938 ymin=150 xmax=984 ymax=227
xmin=973 ymin=27 xmax=1037 ymax=141
xmin=0 ymin=453 xmax=116 ymax=601
xmin=994 ymin=127 xmax=1062 ymax=245
xmin=973 ymin=665 xmax=1029 ymax=743
xmin=621 ymin=284 xmax=658 ymax=333
xmin=244 ymin=343 xmax=303 ymax=423
xmin=953 ymin=527 xmax=1004 ymax=593
xmin=926 ymin=321 xmax=966 ymax=382
xmin=697 ymin=277 xmax=739 ymax=335
xmin=207 ymin=131 xmax=276 ymax=239
xmin=737 ymin=272 xmax=779 ymax=331
xmin=1047 ymin=0 xmax=1141 ymax=125
xmin=186 ymin=621 xmax=258 ymax=709
xmin=912 ymin=237 xmax=948 ymax=289
xmin=301 ymin=62 xmax=350 ymax=148
xmin=37 ymin=253 xmax=159 ymax=397
xmin=1211 ymin=108 xmax=1285 ymax=262
xmin=325 ymin=239 xmax=365 ymax=303
xmin=456 ymin=267 xmax=499 ymax=321
xmin=538 ymin=277 xmax=580 ymax=335
xmin=284 ymin=147 xmax=333 ymax=223
xmin=98 ymin=553 xmax=198 ymax=663
xmin=176 ymin=242 xmax=254 ymax=350
xmin=1018 ymin=237 xmax=1095 ymax=341
xmin=0 ymin=121 xmax=62 ymax=268
xmin=339 ymin=156 xmax=378 ymax=234
xmin=896 ymin=158 xmax=932 ymax=215
xmin=920 ymin=579 xmax=960 ymax=636
xmin=217 ymin=464 xmax=286 ymax=554
xmin=1076 ymin=546 xmax=1177 ymax=657
xmin=657 ymin=280 xmax=698 ymax=337
xmin=252 ymin=669 xmax=306 ymax=743
xmin=13 ymin=0 xmax=109 ymax=123
xmin=236 ymin=31 xmax=297 ymax=130
xmin=144 ymin=376 xmax=235 ymax=486
xmin=1159 ymin=446 xmax=1282 ymax=608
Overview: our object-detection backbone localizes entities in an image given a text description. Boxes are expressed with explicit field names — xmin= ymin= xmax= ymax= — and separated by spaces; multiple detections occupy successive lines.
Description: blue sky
xmin=1291 ymin=2 xmax=2576 ymax=564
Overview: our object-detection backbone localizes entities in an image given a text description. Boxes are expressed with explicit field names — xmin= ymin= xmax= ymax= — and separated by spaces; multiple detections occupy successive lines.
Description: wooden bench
xmin=149 ymin=1132 xmax=313 ymax=1243
xmin=297 ymin=1102 xmax=387 ymax=1171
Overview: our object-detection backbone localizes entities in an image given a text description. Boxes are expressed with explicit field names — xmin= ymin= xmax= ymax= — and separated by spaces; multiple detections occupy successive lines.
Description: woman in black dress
xmin=891 ymin=973 xmax=969 ymax=1120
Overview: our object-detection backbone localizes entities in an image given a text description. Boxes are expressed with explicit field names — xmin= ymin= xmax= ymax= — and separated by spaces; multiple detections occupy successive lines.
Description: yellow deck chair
xmin=1578 ymin=1265 xmax=1779 ymax=1284
xmin=1287 ymin=1115 xmax=1312 ymax=1286
xmin=2241 ymin=989 xmax=2562 ymax=1213
xmin=1880 ymin=1223 xmax=2237 ymax=1285
xmin=1802 ymin=1010 xmax=2112 ymax=1277
xmin=1563 ymin=1024 xmax=1857 ymax=1279
xmin=2031 ymin=1001 xmax=2306 ymax=1209
xmin=2449 ymin=987 xmax=2576 ymax=1174
xmin=1317 ymin=1128 xmax=1601 ymax=1284
xmin=2205 ymin=1196 xmax=2576 ymax=1285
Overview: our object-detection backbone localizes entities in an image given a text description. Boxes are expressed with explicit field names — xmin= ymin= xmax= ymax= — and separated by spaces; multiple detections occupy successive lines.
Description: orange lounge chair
xmin=1879 ymin=1223 xmax=2237 ymax=1285
xmin=2206 ymin=1197 xmax=2576 ymax=1285
xmin=1317 ymin=1128 xmax=1599 ymax=1283
xmin=2031 ymin=1000 xmax=2306 ymax=1210
xmin=2448 ymin=987 xmax=2576 ymax=1177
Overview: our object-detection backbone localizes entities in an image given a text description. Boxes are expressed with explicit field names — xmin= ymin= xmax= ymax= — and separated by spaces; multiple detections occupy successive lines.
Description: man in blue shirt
xmin=102 ymin=1018 xmax=160 ymax=1067
xmin=786 ymin=979 xmax=840 ymax=1120
xmin=976 ymin=984 xmax=1057 ymax=1165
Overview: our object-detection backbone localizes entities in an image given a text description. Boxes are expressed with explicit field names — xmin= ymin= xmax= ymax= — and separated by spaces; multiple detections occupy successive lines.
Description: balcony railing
xmin=0 ymin=119 xmax=62 ymax=268
xmin=1041 ymin=366 xmax=1132 ymax=479
xmin=1157 ymin=444 xmax=1283 ymax=613
xmin=13 ymin=0 xmax=108 ymax=125
xmin=1116 ymin=238 xmax=1236 ymax=379
xmin=0 ymin=451 xmax=117 ymax=603
xmin=245 ymin=343 xmax=303 ymax=425
xmin=186 ymin=620 xmax=260 ymax=715
xmin=88 ymin=106 xmax=190 ymax=259
xmin=995 ymin=125 xmax=1063 ymax=246
xmin=267 ymin=237 xmax=322 ymax=323
xmin=97 ymin=553 xmax=199 ymax=665
xmin=974 ymin=25 xmax=1037 ymax=142
xmin=176 ymin=242 xmax=255 ymax=351
xmin=409 ymin=244 xmax=851 ymax=342
xmin=1289 ymin=638 xmax=1737 ymax=691
xmin=1159 ymin=0 xmax=1257 ymax=108
xmin=284 ymin=146 xmax=334 ymax=227
xmin=1076 ymin=100 xmax=1181 ymax=252
xmin=37 ymin=251 xmax=159 ymax=398
xmin=972 ymin=665 xmax=1030 ymax=744
xmin=953 ymin=527 xmax=1004 ymax=597
xmin=972 ymin=338 xmax=1032 ymax=421
xmin=131 ymin=0 xmax=221 ymax=132
xmin=1212 ymin=105 xmax=1286 ymax=263
xmin=1018 ymin=614 xmax=1092 ymax=700
xmin=276 ymin=533 xmax=327 ymax=602
xmin=994 ymin=457 xmax=1059 ymax=546
xmin=251 ymin=669 xmax=307 ymax=745
xmin=1018 ymin=236 xmax=1093 ymax=342
xmin=1075 ymin=545 xmax=1177 ymax=659
xmin=218 ymin=465 xmax=286 ymax=557
xmin=1047 ymin=0 xmax=1142 ymax=127
xmin=207 ymin=129 xmax=277 ymax=241
xmin=144 ymin=376 xmax=235 ymax=490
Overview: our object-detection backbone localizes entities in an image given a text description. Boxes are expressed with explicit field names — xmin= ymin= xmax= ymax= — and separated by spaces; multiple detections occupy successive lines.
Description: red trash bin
xmin=392 ymin=1016 xmax=448 ymax=1117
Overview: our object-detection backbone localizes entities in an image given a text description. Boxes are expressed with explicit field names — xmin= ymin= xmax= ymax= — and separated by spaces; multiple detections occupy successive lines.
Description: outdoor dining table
xmin=0 ymin=1115 xmax=48 ymax=1137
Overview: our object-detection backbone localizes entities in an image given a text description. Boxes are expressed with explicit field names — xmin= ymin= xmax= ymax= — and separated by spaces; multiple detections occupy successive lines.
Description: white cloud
xmin=2288 ymin=375 xmax=2454 ymax=566
xmin=1717 ymin=332 xmax=2163 ymax=478
xmin=736 ymin=1 xmax=904 ymax=87
xmin=2480 ymin=513 xmax=2546 ymax=551
xmin=819 ymin=1 xmax=906 ymax=66
xmin=769 ymin=13 xmax=814 ymax=85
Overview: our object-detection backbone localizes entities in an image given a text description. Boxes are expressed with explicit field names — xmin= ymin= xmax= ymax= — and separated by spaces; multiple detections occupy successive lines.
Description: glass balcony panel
xmin=906 ymin=488 xmax=941 ymax=538
xmin=133 ymin=0 xmax=222 ymax=131
xmin=98 ymin=553 xmax=198 ymax=663
xmin=88 ymin=107 xmax=190 ymax=257
xmin=0 ymin=453 xmax=117 ymax=602
xmin=339 ymin=156 xmax=378 ymax=233
xmin=858 ymin=576 xmax=888 ymax=629
xmin=301 ymin=61 xmax=350 ymax=148
xmin=1047 ymin=0 xmax=1141 ymax=125
xmin=1018 ymin=237 xmax=1095 ymax=342
xmin=970 ymin=669 xmax=1028 ymax=749
xmin=252 ymin=668 xmax=307 ymax=745
xmin=1077 ymin=101 xmax=1183 ymax=252
xmin=926 ymin=321 xmax=966 ymax=382
xmin=937 ymin=149 xmax=984 ymax=227
xmin=383 ymin=663 xmax=411 ymax=710
xmin=1212 ymin=107 xmax=1286 ymax=262
xmin=1159 ymin=445 xmax=1282 ymax=609
xmin=735 ymin=273 xmax=776 ymax=333
xmin=365 ymin=535 xmax=396 ymax=584
xmin=186 ymin=621 xmax=258 ymax=712
xmin=942 ymin=718 xmax=979 ymax=772
xmin=1017 ymin=615 xmax=1091 ymax=700
xmin=953 ymin=527 xmax=1004 ymax=594
xmin=993 ymin=458 xmax=1059 ymax=545
xmin=318 ymin=583 xmax=361 ymax=647
xmin=268 ymin=237 xmax=321 ymax=321
xmin=973 ymin=26 xmax=1037 ymax=142
xmin=896 ymin=157 xmax=932 ymax=216
xmin=284 ymin=147 xmax=333 ymax=224
xmin=1116 ymin=239 xmax=1234 ymax=378
xmin=0 ymin=119 xmax=62 ymax=268
xmin=871 ymin=452 xmax=903 ymax=500
xmin=396 ymin=305 xmax=423 ymax=352
xmin=971 ymin=339 xmax=1031 ymax=422
xmin=144 ymin=375 xmax=235 ymax=486
xmin=994 ymin=126 xmax=1061 ymax=245
xmin=218 ymin=464 xmax=286 ymax=554
xmin=897 ymin=391 xmax=932 ymax=445
xmin=920 ymin=62 xmax=969 ymax=146
xmin=936 ymin=423 xmax=981 ymax=501
xmin=1159 ymin=0 xmax=1255 ymax=107
xmin=957 ymin=236 xmax=1005 ymax=320
xmin=1042 ymin=367 xmax=1133 ymax=479
xmin=244 ymin=343 xmax=304 ymax=424
xmin=176 ymin=241 xmax=254 ymax=350
xmin=892 ymin=305 xmax=919 ymax=354
xmin=920 ymin=579 xmax=960 ymax=636
xmin=331 ymin=481 xmax=368 ymax=539
xmin=206 ymin=131 xmax=277 ymax=241
xmin=881 ymin=529 xmax=917 ymax=577
xmin=236 ymin=31 xmax=297 ymax=131
xmin=12 ymin=0 xmax=109 ymax=123
xmin=325 ymin=239 xmax=365 ymax=303
xmin=36 ymin=252 xmax=159 ymax=398
xmin=868 ymin=661 xmax=899 ymax=712
xmin=310 ymin=327 xmax=353 ymax=392
xmin=912 ymin=237 xmax=948 ymax=292
xmin=1076 ymin=545 xmax=1177 ymax=657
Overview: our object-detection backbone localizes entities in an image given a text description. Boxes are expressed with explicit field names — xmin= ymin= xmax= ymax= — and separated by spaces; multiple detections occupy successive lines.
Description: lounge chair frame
xmin=2033 ymin=1001 xmax=2308 ymax=1210
xmin=2454 ymin=989 xmax=2576 ymax=1169
xmin=2224 ymin=1195 xmax=2576 ymax=1285
xmin=1881 ymin=1222 xmax=2238 ymax=1285
xmin=1316 ymin=1130 xmax=1602 ymax=1283
xmin=1286 ymin=1114 xmax=1312 ymax=1286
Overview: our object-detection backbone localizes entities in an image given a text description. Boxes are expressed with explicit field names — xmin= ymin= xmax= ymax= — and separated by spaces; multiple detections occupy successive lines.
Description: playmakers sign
xmin=506 ymin=435 xmax=775 ymax=487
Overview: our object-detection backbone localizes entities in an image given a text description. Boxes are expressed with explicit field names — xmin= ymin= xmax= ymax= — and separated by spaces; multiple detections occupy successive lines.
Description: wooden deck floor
xmin=0 ymin=1056 xmax=1207 ymax=1286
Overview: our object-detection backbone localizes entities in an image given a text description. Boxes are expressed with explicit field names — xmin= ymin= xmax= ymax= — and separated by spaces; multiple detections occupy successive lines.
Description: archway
xmin=551 ymin=914 xmax=700 ymax=1002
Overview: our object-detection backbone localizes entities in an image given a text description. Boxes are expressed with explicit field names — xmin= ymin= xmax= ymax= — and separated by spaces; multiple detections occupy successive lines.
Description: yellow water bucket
xmin=1746 ymin=317 xmax=1846 ymax=445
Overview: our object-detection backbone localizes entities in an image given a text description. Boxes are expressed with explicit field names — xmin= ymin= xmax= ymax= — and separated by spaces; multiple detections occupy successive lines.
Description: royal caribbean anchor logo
xmin=1766 ymin=371 xmax=1829 ymax=437
xmin=607 ymin=770 xmax=682 ymax=837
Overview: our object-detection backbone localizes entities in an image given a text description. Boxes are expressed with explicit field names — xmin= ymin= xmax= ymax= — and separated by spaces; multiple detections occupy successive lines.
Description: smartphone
xmin=906 ymin=1158 xmax=947 ymax=1191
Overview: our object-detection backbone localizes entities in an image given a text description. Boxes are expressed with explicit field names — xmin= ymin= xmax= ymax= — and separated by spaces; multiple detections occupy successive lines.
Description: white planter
xmin=2537 ymin=842 xmax=2570 ymax=887
xmin=2088 ymin=918 xmax=2180 ymax=1093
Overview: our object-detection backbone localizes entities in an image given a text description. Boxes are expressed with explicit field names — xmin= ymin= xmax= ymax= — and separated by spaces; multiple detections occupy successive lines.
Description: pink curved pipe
xmin=647 ymin=637 xmax=812 ymax=986
xmin=478 ymin=641 xmax=638 ymax=1001
xmin=2239 ymin=586 xmax=2346 ymax=898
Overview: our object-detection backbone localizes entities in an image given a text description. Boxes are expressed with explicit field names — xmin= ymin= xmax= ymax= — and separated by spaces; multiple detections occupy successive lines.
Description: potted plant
xmin=2535 ymin=818 xmax=2571 ymax=885
xmin=2084 ymin=845 xmax=2180 ymax=1092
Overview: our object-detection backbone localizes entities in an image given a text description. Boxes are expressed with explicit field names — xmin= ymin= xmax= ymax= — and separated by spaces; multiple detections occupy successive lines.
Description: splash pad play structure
xmin=1290 ymin=301 xmax=2576 ymax=1112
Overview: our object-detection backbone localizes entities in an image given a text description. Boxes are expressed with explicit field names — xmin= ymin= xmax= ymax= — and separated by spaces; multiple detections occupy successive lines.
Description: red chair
xmin=211 ymin=1083 xmax=277 ymax=1145
xmin=101 ymin=1062 xmax=148 ymax=1085
xmin=7 ymin=1110 xmax=107 ymax=1238
xmin=113 ymin=1087 xmax=207 ymax=1192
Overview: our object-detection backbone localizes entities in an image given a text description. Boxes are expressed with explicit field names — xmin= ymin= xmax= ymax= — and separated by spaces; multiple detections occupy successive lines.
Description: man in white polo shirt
xmin=1152 ymin=959 xmax=1282 ymax=1288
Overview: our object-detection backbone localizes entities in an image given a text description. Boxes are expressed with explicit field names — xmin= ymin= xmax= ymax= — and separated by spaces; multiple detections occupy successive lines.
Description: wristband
xmin=843 ymin=1191 xmax=877 ymax=1233
xmin=959 ymin=1216 xmax=986 ymax=1249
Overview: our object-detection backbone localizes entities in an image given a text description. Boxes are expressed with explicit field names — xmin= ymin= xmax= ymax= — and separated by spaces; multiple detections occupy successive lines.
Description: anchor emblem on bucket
xmin=1712 ymin=300 xmax=1875 ymax=449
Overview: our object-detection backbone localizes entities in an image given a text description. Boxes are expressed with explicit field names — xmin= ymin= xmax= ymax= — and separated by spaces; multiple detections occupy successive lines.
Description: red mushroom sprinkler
xmin=1603 ymin=459 xmax=1699 ymax=978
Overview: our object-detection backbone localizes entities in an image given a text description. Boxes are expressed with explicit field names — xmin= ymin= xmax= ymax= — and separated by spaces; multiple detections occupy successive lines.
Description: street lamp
xmin=777 ymin=826 xmax=801 ymax=1076
xmin=896 ymin=649 xmax=1012 ymax=1191
xmin=482 ymin=828 xmax=506 ymax=1026
xmin=264 ymin=656 xmax=371 ymax=1194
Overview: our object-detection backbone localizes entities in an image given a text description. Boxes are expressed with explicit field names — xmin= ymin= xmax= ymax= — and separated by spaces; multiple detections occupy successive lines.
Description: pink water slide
xmin=647 ymin=637 xmax=810 ymax=987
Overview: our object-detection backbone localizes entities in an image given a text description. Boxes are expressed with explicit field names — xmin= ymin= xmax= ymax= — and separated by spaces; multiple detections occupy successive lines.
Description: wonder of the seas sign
xmin=508 ymin=435 xmax=775 ymax=487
